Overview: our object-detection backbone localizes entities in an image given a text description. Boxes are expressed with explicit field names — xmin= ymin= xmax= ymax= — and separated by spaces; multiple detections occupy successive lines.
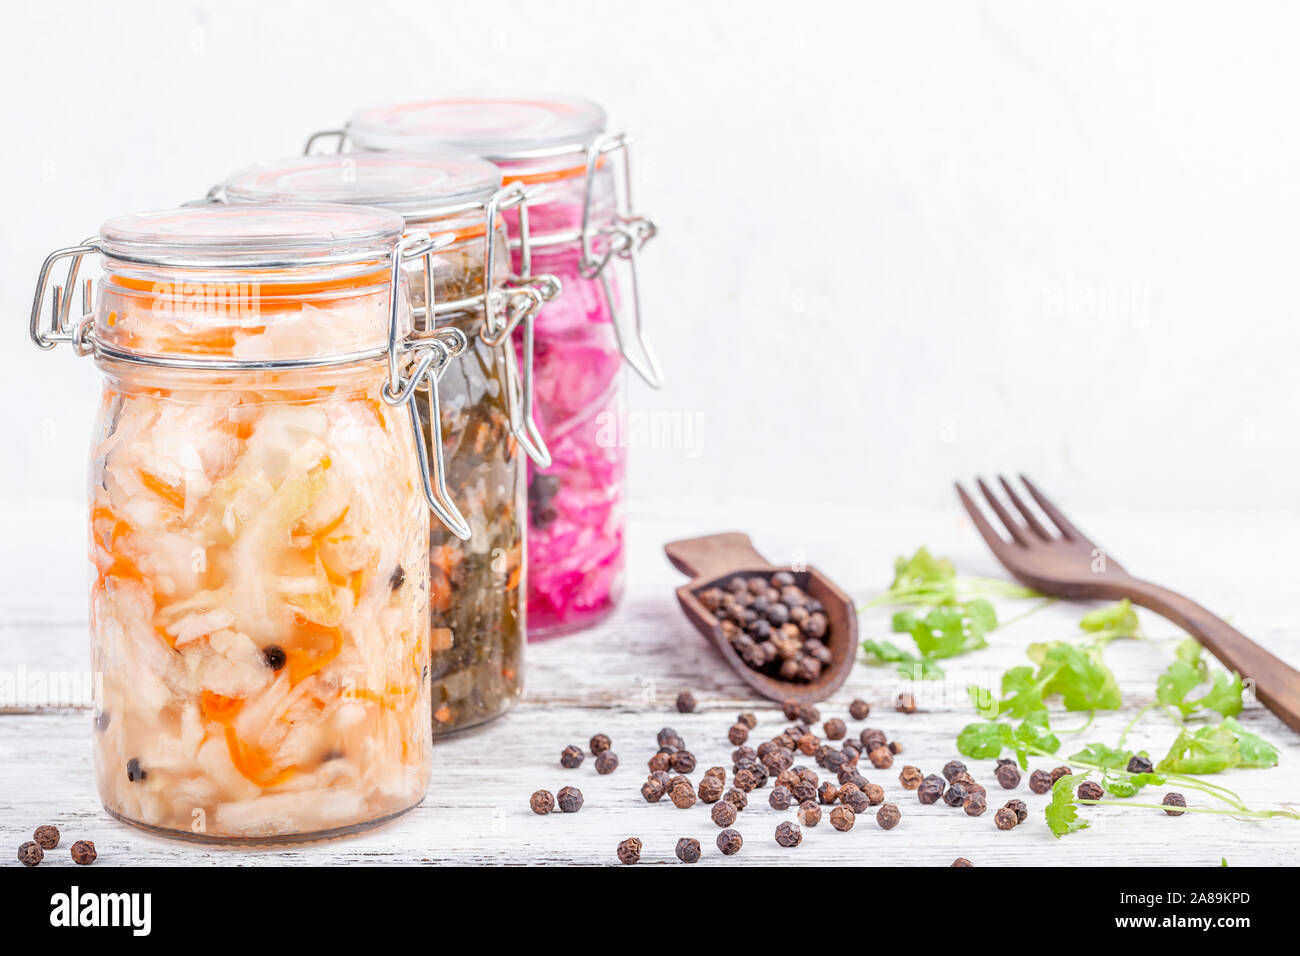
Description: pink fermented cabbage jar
xmin=341 ymin=95 xmax=661 ymax=639
xmin=30 ymin=203 xmax=470 ymax=840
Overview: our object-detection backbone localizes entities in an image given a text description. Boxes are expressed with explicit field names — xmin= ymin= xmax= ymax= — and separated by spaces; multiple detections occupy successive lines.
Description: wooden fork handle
xmin=1129 ymin=580 xmax=1300 ymax=734
xmin=664 ymin=532 xmax=773 ymax=581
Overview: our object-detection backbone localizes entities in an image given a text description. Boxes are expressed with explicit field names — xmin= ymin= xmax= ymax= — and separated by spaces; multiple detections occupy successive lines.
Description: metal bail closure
xmin=386 ymin=231 xmax=473 ymax=539
xmin=30 ymin=239 xmax=100 ymax=354
xmin=577 ymin=131 xmax=664 ymax=389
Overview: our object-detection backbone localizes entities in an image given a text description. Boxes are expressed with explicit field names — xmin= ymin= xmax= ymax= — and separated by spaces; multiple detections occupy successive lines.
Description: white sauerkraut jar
xmin=31 ymin=203 xmax=468 ymax=841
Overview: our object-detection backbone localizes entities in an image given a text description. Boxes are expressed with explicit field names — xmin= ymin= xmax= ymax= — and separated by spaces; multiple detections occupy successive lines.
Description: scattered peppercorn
xmin=849 ymin=699 xmax=870 ymax=720
xmin=589 ymin=733 xmax=611 ymax=754
xmin=33 ymin=826 xmax=59 ymax=850
xmin=676 ymin=838 xmax=701 ymax=863
xmin=18 ymin=842 xmax=43 ymax=866
xmin=782 ymin=699 xmax=801 ymax=720
xmin=728 ymin=723 xmax=750 ymax=746
xmin=995 ymin=807 xmax=1018 ymax=830
xmin=1127 ymin=754 xmax=1154 ymax=774
xmin=738 ymin=712 xmax=757 ymax=729
xmin=1077 ymin=780 xmax=1104 ymax=802
xmin=676 ymin=690 xmax=697 ymax=713
xmin=647 ymin=752 xmax=671 ymax=773
xmin=716 ymin=828 xmax=743 ymax=855
xmin=830 ymin=806 xmax=856 ymax=831
xmin=868 ymin=746 xmax=893 ymax=770
xmin=817 ymin=781 xmax=840 ymax=805
xmin=797 ymin=801 xmax=822 ymax=827
xmin=1005 ymin=799 xmax=1028 ymax=823
xmin=895 ymin=692 xmax=917 ymax=714
xmin=712 ymin=801 xmax=738 ymax=828
xmin=670 ymin=751 xmax=697 ymax=774
xmin=918 ymin=780 xmax=945 ymax=805
xmin=770 ymin=785 xmax=793 ymax=810
xmin=1028 ymin=769 xmax=1053 ymax=794
xmin=1050 ymin=766 xmax=1073 ymax=784
xmin=797 ymin=703 xmax=821 ymax=724
xmin=860 ymin=729 xmax=886 ymax=752
xmin=670 ymin=783 xmax=697 ymax=809
xmin=262 ymin=645 xmax=286 ymax=670
xmin=657 ymin=727 xmax=679 ymax=746
xmin=888 ymin=740 xmax=903 ymax=755
xmin=617 ymin=837 xmax=642 ymax=865
xmin=724 ymin=788 xmax=748 ymax=812
xmin=899 ymin=766 xmax=924 ymax=790
xmin=943 ymin=783 xmax=969 ymax=808
xmin=876 ymin=803 xmax=901 ymax=830
xmin=863 ymin=783 xmax=885 ymax=806
xmin=560 ymin=745 xmax=584 ymax=769
xmin=733 ymin=768 xmax=758 ymax=792
xmin=842 ymin=787 xmax=870 ymax=814
xmin=126 ymin=758 xmax=146 ymax=782
xmin=952 ymin=857 xmax=974 ymax=867
xmin=823 ymin=718 xmax=846 ymax=740
xmin=595 ymin=751 xmax=620 ymax=775
xmin=70 ymin=840 xmax=96 ymax=865
xmin=1162 ymin=792 xmax=1187 ymax=816
xmin=641 ymin=779 xmax=666 ymax=803
xmin=775 ymin=821 xmax=803 ymax=847
xmin=697 ymin=776 xmax=724 ymax=803
xmin=995 ymin=763 xmax=1021 ymax=790
xmin=530 ymin=790 xmax=555 ymax=814
xmin=942 ymin=760 xmax=967 ymax=781
xmin=557 ymin=786 xmax=584 ymax=813
xmin=964 ymin=791 xmax=987 ymax=816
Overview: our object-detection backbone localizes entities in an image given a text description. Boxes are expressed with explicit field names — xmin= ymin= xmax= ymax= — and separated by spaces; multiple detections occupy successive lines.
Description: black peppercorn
xmin=1005 ymin=799 xmax=1028 ymax=823
xmin=648 ymin=752 xmax=671 ymax=773
xmin=792 ymin=781 xmax=817 ymax=804
xmin=530 ymin=790 xmax=555 ymax=814
xmin=70 ymin=840 xmax=96 ymax=865
xmin=1162 ymin=792 xmax=1187 ymax=816
xmin=18 ymin=842 xmax=43 ymax=866
xmin=262 ymin=645 xmax=286 ymax=670
xmin=738 ymin=712 xmax=758 ymax=729
xmin=942 ymin=760 xmax=967 ymax=781
xmin=670 ymin=783 xmax=697 ymax=809
xmin=126 ymin=757 xmax=146 ymax=782
xmin=1128 ymin=754 xmax=1154 ymax=774
xmin=733 ymin=768 xmax=758 ymax=792
xmin=860 ymin=729 xmax=887 ymax=752
xmin=589 ymin=733 xmax=611 ymax=754
xmin=698 ymin=776 xmax=724 ymax=803
xmin=843 ymin=787 xmax=870 ymax=814
xmin=716 ymin=829 xmax=743 ymax=855
xmin=389 ymin=564 xmax=405 ymax=590
xmin=775 ymin=821 xmax=803 ymax=847
xmin=829 ymin=805 xmax=855 ymax=831
xmin=641 ymin=778 xmax=666 ymax=803
xmin=676 ymin=690 xmax=697 ymax=713
xmin=723 ymin=788 xmax=748 ymax=811
xmin=943 ymin=782 xmax=969 ymax=808
xmin=876 ymin=803 xmax=901 ymax=830
xmin=675 ymin=837 xmax=701 ymax=863
xmin=728 ymin=723 xmax=750 ymax=746
xmin=33 ymin=826 xmax=59 ymax=849
xmin=670 ymin=751 xmax=697 ymax=774
xmin=868 ymin=746 xmax=893 ymax=770
xmin=849 ymin=698 xmax=870 ymax=720
xmin=560 ymin=745 xmax=584 ymax=769
xmin=1050 ymin=765 xmax=1073 ymax=784
xmin=782 ymin=698 xmax=801 ymax=720
xmin=952 ymin=857 xmax=974 ymax=867
xmin=797 ymin=703 xmax=821 ymax=724
xmin=1028 ymin=769 xmax=1053 ymax=794
xmin=894 ymin=692 xmax=917 ymax=713
xmin=899 ymin=765 xmax=924 ymax=790
xmin=797 ymin=800 xmax=822 ymax=827
xmin=964 ymin=791 xmax=987 ymax=816
xmin=557 ymin=786 xmax=584 ymax=813
xmin=995 ymin=763 xmax=1021 ymax=789
xmin=863 ymin=783 xmax=885 ymax=806
xmin=657 ymin=727 xmax=680 ymax=746
xmin=1077 ymin=780 xmax=1104 ymax=802
xmin=617 ymin=837 xmax=642 ymax=865
xmin=712 ymin=801 xmax=738 ymax=828
xmin=994 ymin=807 xmax=1018 ymax=830
xmin=823 ymin=718 xmax=847 ymax=740
xmin=769 ymin=785 xmax=793 ymax=810
xmin=595 ymin=751 xmax=620 ymax=775
xmin=918 ymin=780 xmax=944 ymax=805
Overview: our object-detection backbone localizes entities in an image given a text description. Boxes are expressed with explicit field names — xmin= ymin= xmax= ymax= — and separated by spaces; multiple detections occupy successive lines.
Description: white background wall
xmin=4 ymin=0 xmax=1298 ymax=518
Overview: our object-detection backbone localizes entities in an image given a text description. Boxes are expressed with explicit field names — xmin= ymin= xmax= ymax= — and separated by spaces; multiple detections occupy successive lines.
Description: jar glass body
xmin=507 ymin=163 xmax=627 ymax=638
xmin=87 ymin=274 xmax=432 ymax=842
xmin=411 ymin=224 xmax=526 ymax=732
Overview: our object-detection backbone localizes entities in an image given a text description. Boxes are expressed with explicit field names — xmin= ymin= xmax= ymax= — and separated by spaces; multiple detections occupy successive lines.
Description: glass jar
xmin=339 ymin=95 xmax=662 ymax=639
xmin=30 ymin=203 xmax=468 ymax=841
xmin=217 ymin=153 xmax=556 ymax=733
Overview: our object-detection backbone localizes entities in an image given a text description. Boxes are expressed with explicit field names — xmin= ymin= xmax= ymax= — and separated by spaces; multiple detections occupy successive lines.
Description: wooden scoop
xmin=665 ymin=532 xmax=858 ymax=704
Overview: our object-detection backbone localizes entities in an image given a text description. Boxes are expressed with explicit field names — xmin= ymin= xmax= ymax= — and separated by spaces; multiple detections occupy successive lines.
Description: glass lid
xmin=221 ymin=152 xmax=501 ymax=219
xmin=99 ymin=202 xmax=406 ymax=267
xmin=347 ymin=94 xmax=608 ymax=156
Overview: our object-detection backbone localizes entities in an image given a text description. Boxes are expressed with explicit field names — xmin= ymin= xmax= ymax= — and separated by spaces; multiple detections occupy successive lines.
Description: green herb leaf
xmin=860 ymin=639 xmax=945 ymax=679
xmin=1069 ymin=742 xmax=1133 ymax=770
xmin=1037 ymin=642 xmax=1122 ymax=711
xmin=890 ymin=547 xmax=955 ymax=591
xmin=1156 ymin=724 xmax=1243 ymax=774
xmin=1045 ymin=774 xmax=1090 ymax=838
xmin=1222 ymin=717 xmax=1279 ymax=768
xmin=956 ymin=721 xmax=1013 ymax=759
xmin=1079 ymin=599 xmax=1139 ymax=637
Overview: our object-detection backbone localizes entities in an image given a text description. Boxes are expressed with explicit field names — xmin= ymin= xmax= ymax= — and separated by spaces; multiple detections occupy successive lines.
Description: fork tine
xmin=1018 ymin=474 xmax=1086 ymax=543
xmin=976 ymin=477 xmax=1032 ymax=547
xmin=998 ymin=474 xmax=1052 ymax=541
xmin=954 ymin=482 xmax=1015 ymax=559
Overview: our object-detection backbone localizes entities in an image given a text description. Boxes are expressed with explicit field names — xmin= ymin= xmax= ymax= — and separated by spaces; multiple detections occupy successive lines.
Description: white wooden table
xmin=3 ymin=499 xmax=1297 ymax=866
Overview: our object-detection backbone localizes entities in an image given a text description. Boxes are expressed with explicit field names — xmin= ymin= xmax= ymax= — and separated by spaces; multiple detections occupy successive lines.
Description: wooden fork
xmin=956 ymin=474 xmax=1300 ymax=734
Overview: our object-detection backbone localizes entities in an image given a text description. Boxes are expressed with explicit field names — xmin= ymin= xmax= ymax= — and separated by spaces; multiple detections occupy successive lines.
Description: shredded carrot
xmin=434 ymin=703 xmax=452 ymax=724
xmin=284 ymin=624 xmax=344 ymax=685
xmin=200 ymin=690 xmax=244 ymax=723
xmin=223 ymin=726 xmax=297 ymax=788
xmin=140 ymin=471 xmax=186 ymax=510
